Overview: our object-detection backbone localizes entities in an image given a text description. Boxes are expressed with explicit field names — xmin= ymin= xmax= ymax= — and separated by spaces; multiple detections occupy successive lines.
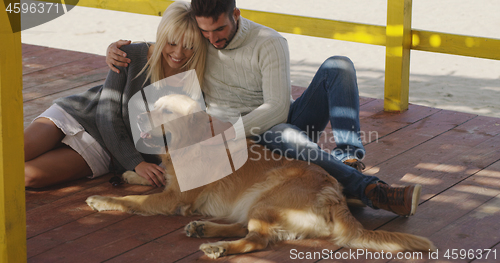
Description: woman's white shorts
xmin=34 ymin=104 xmax=111 ymax=178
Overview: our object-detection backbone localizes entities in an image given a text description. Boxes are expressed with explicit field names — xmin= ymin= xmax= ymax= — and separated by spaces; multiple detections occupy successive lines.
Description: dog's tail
xmin=329 ymin=199 xmax=435 ymax=252
xmin=316 ymin=185 xmax=435 ymax=252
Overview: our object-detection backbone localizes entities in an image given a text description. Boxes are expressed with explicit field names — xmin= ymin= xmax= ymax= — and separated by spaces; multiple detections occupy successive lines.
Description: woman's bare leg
xmin=24 ymin=117 xmax=92 ymax=188
xmin=24 ymin=117 xmax=65 ymax=161
xmin=25 ymin=145 xmax=92 ymax=188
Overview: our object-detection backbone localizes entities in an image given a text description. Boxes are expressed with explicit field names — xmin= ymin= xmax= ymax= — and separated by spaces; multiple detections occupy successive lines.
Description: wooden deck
xmin=23 ymin=44 xmax=500 ymax=263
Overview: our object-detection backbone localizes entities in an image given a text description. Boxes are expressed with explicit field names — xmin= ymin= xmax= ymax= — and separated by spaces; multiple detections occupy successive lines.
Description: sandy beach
xmin=21 ymin=0 xmax=500 ymax=117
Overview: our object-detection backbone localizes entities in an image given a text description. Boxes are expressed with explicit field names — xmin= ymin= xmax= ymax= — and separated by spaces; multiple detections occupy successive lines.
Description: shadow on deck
xmin=23 ymin=44 xmax=500 ymax=263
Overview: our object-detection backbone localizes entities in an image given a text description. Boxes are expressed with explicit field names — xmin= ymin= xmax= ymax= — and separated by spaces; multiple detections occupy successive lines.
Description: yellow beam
xmin=0 ymin=0 xmax=27 ymax=262
xmin=384 ymin=0 xmax=412 ymax=112
xmin=241 ymin=10 xmax=387 ymax=46
xmin=412 ymin=30 xmax=500 ymax=60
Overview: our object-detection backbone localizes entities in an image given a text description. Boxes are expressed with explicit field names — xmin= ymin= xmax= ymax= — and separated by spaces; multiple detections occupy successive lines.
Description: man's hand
xmin=106 ymin=40 xmax=132 ymax=73
xmin=134 ymin=161 xmax=165 ymax=187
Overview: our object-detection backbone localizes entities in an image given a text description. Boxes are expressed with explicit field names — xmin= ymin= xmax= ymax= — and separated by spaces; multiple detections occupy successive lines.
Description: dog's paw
xmin=122 ymin=171 xmax=151 ymax=186
xmin=185 ymin=221 xmax=205 ymax=238
xmin=200 ymin=242 xmax=227 ymax=259
xmin=86 ymin=195 xmax=115 ymax=211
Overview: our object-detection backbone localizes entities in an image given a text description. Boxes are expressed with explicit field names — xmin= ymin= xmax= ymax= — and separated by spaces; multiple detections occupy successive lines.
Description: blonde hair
xmin=140 ymin=1 xmax=207 ymax=88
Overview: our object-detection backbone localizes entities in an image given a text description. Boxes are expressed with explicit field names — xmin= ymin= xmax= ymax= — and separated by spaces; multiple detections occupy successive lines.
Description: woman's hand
xmin=134 ymin=161 xmax=165 ymax=187
xmin=106 ymin=40 xmax=132 ymax=73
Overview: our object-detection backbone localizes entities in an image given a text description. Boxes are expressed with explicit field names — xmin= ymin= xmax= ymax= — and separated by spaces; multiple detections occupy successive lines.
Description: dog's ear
xmin=189 ymin=111 xmax=208 ymax=125
xmin=185 ymin=111 xmax=211 ymax=142
xmin=186 ymin=102 xmax=202 ymax=116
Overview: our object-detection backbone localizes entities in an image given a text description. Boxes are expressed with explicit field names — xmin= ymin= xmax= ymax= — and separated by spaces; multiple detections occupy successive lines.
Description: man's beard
xmin=212 ymin=19 xmax=238 ymax=50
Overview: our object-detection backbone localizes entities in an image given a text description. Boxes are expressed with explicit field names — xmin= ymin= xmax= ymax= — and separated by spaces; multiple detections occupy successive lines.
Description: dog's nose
xmin=138 ymin=113 xmax=154 ymax=128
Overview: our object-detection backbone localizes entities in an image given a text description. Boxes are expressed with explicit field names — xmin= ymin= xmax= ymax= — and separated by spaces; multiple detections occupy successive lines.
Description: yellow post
xmin=384 ymin=0 xmax=412 ymax=112
xmin=0 ymin=1 xmax=27 ymax=262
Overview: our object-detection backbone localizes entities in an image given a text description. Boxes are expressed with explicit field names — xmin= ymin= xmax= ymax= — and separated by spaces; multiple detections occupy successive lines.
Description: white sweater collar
xmin=224 ymin=17 xmax=250 ymax=50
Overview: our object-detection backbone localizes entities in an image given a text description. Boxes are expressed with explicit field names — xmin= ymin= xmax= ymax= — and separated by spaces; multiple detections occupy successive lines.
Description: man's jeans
xmin=255 ymin=56 xmax=380 ymax=207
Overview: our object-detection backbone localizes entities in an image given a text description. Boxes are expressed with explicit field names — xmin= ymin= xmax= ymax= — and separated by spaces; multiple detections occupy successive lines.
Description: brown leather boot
xmin=365 ymin=182 xmax=422 ymax=217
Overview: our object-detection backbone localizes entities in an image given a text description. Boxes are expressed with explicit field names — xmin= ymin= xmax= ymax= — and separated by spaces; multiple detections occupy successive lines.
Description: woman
xmin=24 ymin=1 xmax=207 ymax=188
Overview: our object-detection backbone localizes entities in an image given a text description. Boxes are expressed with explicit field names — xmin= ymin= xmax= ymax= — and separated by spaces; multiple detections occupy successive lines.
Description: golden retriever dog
xmin=86 ymin=94 xmax=435 ymax=259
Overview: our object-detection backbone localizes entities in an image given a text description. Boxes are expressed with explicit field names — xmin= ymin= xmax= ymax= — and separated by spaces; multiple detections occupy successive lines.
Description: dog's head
xmin=135 ymin=93 xmax=250 ymax=192
xmin=137 ymin=94 xmax=210 ymax=150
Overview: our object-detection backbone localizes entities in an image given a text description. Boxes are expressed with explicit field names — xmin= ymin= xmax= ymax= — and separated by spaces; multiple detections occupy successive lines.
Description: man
xmin=106 ymin=0 xmax=421 ymax=217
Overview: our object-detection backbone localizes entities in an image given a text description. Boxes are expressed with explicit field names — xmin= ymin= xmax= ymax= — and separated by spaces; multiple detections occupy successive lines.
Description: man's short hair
xmin=191 ymin=0 xmax=236 ymax=22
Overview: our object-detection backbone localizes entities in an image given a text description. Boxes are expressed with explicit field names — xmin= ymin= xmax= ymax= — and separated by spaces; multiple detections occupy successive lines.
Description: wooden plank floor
xmin=23 ymin=44 xmax=500 ymax=263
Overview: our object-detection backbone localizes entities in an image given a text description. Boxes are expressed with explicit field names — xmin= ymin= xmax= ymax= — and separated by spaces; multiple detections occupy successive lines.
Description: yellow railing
xmin=1 ymin=0 xmax=499 ymax=260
